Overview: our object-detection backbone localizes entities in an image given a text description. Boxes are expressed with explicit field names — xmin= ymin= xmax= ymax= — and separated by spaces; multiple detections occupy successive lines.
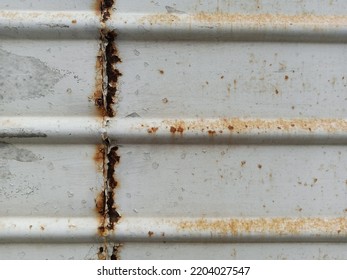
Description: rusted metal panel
xmin=1 ymin=0 xmax=347 ymax=259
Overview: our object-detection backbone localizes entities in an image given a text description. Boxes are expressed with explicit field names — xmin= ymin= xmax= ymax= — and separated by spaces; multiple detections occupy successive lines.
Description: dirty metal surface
xmin=1 ymin=0 xmax=347 ymax=259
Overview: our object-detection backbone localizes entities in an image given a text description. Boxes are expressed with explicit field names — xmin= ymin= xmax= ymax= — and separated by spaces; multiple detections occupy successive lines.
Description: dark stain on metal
xmin=208 ymin=130 xmax=216 ymax=135
xmin=110 ymin=243 xmax=122 ymax=260
xmin=148 ymin=231 xmax=154 ymax=237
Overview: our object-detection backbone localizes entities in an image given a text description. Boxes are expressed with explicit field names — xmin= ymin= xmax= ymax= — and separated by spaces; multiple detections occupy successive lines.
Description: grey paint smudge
xmin=0 ymin=142 xmax=40 ymax=162
xmin=0 ymin=129 xmax=47 ymax=138
xmin=0 ymin=48 xmax=63 ymax=103
xmin=165 ymin=6 xmax=186 ymax=14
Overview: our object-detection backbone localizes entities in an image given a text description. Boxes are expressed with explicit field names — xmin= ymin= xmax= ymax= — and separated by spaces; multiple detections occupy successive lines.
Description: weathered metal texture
xmin=1 ymin=0 xmax=347 ymax=259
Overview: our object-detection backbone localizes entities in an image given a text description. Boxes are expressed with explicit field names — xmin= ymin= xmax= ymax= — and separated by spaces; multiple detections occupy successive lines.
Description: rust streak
xmin=177 ymin=217 xmax=347 ymax=236
xmin=163 ymin=118 xmax=347 ymax=134
xmin=139 ymin=12 xmax=347 ymax=26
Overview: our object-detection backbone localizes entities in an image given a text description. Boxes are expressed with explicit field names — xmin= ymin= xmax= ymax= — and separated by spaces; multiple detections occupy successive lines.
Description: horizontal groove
xmin=0 ymin=217 xmax=346 ymax=243
xmin=1 ymin=117 xmax=347 ymax=145
xmin=1 ymin=10 xmax=347 ymax=42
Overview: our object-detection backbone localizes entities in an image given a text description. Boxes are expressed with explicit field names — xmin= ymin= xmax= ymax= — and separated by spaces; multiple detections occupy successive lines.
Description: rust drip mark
xmin=110 ymin=243 xmax=122 ymax=260
xmin=177 ymin=217 xmax=347 ymax=236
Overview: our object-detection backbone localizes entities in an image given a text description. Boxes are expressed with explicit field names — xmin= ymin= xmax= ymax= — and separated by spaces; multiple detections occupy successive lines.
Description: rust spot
xmin=110 ymin=243 xmax=122 ymax=260
xmin=29 ymin=225 xmax=32 ymax=229
xmin=97 ymin=246 xmax=107 ymax=260
xmin=159 ymin=69 xmax=164 ymax=75
xmin=40 ymin=226 xmax=45 ymax=231
xmin=161 ymin=232 xmax=165 ymax=237
xmin=285 ymin=75 xmax=289 ymax=80
xmin=208 ymin=130 xmax=216 ymax=135
xmin=177 ymin=217 xmax=347 ymax=236
xmin=275 ymin=89 xmax=279 ymax=94
xmin=170 ymin=126 xmax=177 ymax=133
xmin=220 ymin=75 xmax=224 ymax=79
xmin=258 ymin=164 xmax=262 ymax=169
xmin=71 ymin=19 xmax=77 ymax=24
xmin=313 ymin=178 xmax=318 ymax=183
xmin=162 ymin=98 xmax=168 ymax=104
xmin=147 ymin=127 xmax=159 ymax=134
xmin=148 ymin=231 xmax=154 ymax=237
xmin=177 ymin=126 xmax=184 ymax=134
xmin=241 ymin=161 xmax=246 ymax=167
xmin=228 ymin=125 xmax=234 ymax=131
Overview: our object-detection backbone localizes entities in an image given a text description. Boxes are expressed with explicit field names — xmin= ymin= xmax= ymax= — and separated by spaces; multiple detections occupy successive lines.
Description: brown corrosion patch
xmin=208 ymin=130 xmax=216 ymax=135
xmin=94 ymin=0 xmax=114 ymax=22
xmin=148 ymin=231 xmax=154 ymax=237
xmin=106 ymin=146 xmax=121 ymax=230
xmin=177 ymin=217 xmax=347 ymax=236
xmin=102 ymin=29 xmax=122 ymax=118
xmin=147 ymin=127 xmax=159 ymax=134
xmin=110 ymin=243 xmax=122 ymax=260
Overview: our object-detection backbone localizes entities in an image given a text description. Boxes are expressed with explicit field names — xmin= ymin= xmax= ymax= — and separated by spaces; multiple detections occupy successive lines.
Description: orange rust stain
xmin=93 ymin=0 xmax=102 ymax=17
xmin=208 ymin=130 xmax=216 ymax=135
xmin=162 ymin=118 xmax=347 ymax=134
xmin=284 ymin=75 xmax=289 ymax=80
xmin=71 ymin=19 xmax=77 ymax=24
xmin=177 ymin=126 xmax=184 ymax=134
xmin=147 ymin=127 xmax=159 ymax=134
xmin=148 ymin=231 xmax=154 ymax=237
xmin=177 ymin=217 xmax=347 ymax=236
xmin=94 ymin=144 xmax=105 ymax=172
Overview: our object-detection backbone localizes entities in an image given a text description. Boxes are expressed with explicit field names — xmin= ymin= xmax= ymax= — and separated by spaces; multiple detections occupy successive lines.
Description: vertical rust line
xmin=93 ymin=0 xmax=122 ymax=260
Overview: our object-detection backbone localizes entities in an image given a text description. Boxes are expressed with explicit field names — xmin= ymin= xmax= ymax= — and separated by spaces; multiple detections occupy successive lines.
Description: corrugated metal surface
xmin=1 ymin=0 xmax=347 ymax=259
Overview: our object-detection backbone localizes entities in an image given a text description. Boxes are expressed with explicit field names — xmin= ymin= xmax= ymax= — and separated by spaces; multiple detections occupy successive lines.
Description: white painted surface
xmin=1 ymin=0 xmax=347 ymax=259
